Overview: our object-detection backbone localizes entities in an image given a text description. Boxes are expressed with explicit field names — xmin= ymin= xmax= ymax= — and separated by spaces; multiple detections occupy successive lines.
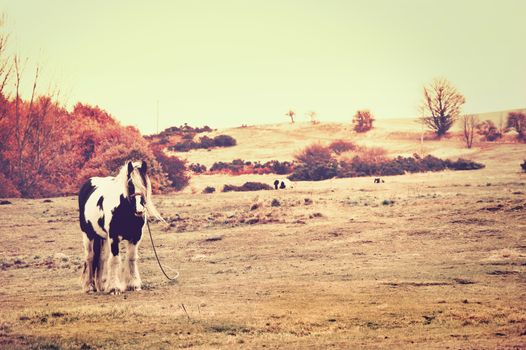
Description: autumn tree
xmin=285 ymin=109 xmax=295 ymax=123
xmin=419 ymin=78 xmax=465 ymax=137
xmin=507 ymin=111 xmax=526 ymax=141
xmin=353 ymin=110 xmax=374 ymax=133
xmin=462 ymin=114 xmax=478 ymax=149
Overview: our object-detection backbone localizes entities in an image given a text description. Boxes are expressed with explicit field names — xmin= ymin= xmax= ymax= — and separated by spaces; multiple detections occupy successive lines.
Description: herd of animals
xmin=78 ymin=160 xmax=384 ymax=294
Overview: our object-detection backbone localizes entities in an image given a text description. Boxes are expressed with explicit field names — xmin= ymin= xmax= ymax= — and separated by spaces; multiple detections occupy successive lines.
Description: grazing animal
xmin=78 ymin=160 xmax=163 ymax=294
xmin=374 ymin=178 xmax=385 ymax=183
xmin=273 ymin=178 xmax=294 ymax=190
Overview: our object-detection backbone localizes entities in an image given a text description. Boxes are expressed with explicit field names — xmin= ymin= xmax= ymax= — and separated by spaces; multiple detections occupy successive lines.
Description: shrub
xmin=329 ymin=140 xmax=356 ymax=155
xmin=169 ymin=140 xmax=198 ymax=152
xmin=446 ymin=158 xmax=485 ymax=170
xmin=0 ymin=172 xmax=20 ymax=198
xmin=203 ymin=186 xmax=215 ymax=194
xmin=208 ymin=159 xmax=293 ymax=175
xmin=420 ymin=155 xmax=447 ymax=172
xmin=476 ymin=120 xmax=502 ymax=141
xmin=189 ymin=163 xmax=207 ymax=173
xmin=507 ymin=111 xmax=526 ymax=141
xmin=269 ymin=160 xmax=294 ymax=175
xmin=337 ymin=155 xmax=483 ymax=179
xmin=210 ymin=160 xmax=244 ymax=174
xmin=169 ymin=134 xmax=237 ymax=152
xmin=152 ymin=148 xmax=189 ymax=191
xmin=198 ymin=136 xmax=216 ymax=149
xmin=289 ymin=144 xmax=338 ymax=181
xmin=222 ymin=182 xmax=273 ymax=192
xmin=213 ymin=135 xmax=237 ymax=147
xmin=353 ymin=110 xmax=375 ymax=133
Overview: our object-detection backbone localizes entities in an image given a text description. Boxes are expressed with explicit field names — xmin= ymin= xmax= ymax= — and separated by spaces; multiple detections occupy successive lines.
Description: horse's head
xmin=126 ymin=161 xmax=149 ymax=217
xmin=121 ymin=160 xmax=164 ymax=222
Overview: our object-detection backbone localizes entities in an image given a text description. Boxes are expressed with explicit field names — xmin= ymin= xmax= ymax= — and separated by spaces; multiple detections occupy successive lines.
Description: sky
xmin=1 ymin=0 xmax=525 ymax=134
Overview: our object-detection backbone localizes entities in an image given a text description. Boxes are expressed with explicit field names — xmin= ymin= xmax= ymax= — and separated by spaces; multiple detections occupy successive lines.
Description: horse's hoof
xmin=107 ymin=287 xmax=123 ymax=295
xmin=83 ymin=284 xmax=96 ymax=293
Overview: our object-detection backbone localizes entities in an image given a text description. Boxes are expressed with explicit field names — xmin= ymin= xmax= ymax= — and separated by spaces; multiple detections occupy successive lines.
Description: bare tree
xmin=419 ymin=78 xmax=465 ymax=137
xmin=507 ymin=111 xmax=526 ymax=141
xmin=10 ymin=56 xmax=64 ymax=196
xmin=462 ymin=114 xmax=478 ymax=149
xmin=0 ymin=19 xmax=12 ymax=144
xmin=305 ymin=110 xmax=318 ymax=124
xmin=285 ymin=109 xmax=295 ymax=124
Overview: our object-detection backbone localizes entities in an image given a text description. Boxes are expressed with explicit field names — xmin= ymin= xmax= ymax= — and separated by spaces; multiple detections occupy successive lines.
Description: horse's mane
xmin=117 ymin=161 xmax=165 ymax=222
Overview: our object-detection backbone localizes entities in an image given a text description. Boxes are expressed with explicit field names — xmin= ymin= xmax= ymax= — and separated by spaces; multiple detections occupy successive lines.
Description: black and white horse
xmin=78 ymin=160 xmax=163 ymax=294
xmin=273 ymin=178 xmax=294 ymax=190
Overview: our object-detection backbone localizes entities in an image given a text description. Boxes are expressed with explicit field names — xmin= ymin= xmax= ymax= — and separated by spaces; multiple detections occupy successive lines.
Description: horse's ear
xmin=140 ymin=161 xmax=148 ymax=175
xmin=127 ymin=161 xmax=134 ymax=176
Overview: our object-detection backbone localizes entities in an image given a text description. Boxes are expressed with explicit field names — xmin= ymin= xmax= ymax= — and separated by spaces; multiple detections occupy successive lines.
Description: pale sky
xmin=1 ymin=0 xmax=525 ymax=134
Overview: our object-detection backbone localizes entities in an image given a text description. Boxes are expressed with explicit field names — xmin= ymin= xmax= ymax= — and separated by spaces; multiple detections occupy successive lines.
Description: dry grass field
xmin=1 ymin=120 xmax=525 ymax=349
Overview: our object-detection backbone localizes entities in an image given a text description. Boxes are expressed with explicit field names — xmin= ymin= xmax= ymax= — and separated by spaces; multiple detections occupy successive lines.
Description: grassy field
xmin=1 ymin=121 xmax=525 ymax=349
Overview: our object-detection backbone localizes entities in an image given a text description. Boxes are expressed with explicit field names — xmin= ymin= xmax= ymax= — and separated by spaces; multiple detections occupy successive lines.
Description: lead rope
xmin=146 ymin=216 xmax=180 ymax=281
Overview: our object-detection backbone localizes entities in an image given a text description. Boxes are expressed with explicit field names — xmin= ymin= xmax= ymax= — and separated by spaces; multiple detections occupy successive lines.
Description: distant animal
xmin=374 ymin=178 xmax=385 ymax=183
xmin=274 ymin=178 xmax=294 ymax=190
xmin=78 ymin=160 xmax=163 ymax=294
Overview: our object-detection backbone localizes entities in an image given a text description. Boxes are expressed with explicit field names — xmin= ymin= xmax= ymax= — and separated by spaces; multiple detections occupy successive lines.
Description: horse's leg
xmin=94 ymin=236 xmax=108 ymax=292
xmin=125 ymin=239 xmax=142 ymax=291
xmin=105 ymin=237 xmax=124 ymax=295
xmin=81 ymin=234 xmax=96 ymax=293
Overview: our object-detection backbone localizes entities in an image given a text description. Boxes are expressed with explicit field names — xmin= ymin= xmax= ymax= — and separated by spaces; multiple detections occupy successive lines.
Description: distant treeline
xmin=189 ymin=160 xmax=294 ymax=175
xmin=289 ymin=143 xmax=484 ymax=181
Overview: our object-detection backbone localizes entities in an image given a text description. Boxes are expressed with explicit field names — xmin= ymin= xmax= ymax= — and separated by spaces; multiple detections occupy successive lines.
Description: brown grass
xmin=1 ymin=121 xmax=525 ymax=349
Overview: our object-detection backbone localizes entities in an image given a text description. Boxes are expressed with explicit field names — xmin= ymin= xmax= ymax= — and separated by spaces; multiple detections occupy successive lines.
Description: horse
xmin=78 ymin=160 xmax=163 ymax=294
xmin=273 ymin=178 xmax=294 ymax=190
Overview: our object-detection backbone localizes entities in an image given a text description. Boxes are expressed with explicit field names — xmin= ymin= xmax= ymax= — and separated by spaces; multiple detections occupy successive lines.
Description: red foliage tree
xmin=353 ymin=110 xmax=375 ymax=133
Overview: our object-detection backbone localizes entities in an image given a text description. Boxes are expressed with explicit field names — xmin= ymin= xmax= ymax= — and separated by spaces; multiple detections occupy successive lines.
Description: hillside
xmin=163 ymin=112 xmax=525 ymax=193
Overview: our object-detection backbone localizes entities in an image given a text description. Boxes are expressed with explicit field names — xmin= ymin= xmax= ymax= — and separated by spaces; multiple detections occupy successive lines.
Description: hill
xmin=162 ymin=111 xmax=525 ymax=193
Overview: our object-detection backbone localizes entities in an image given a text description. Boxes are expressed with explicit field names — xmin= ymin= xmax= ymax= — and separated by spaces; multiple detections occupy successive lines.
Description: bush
xmin=269 ymin=160 xmax=294 ymax=175
xmin=353 ymin=110 xmax=375 ymax=133
xmin=169 ymin=140 xmax=198 ymax=152
xmin=213 ymin=135 xmax=237 ymax=147
xmin=291 ymin=143 xmax=485 ymax=182
xmin=198 ymin=136 xmax=216 ymax=149
xmin=169 ymin=134 xmax=237 ymax=152
xmin=476 ymin=120 xmax=502 ymax=141
xmin=208 ymin=159 xmax=294 ymax=175
xmin=203 ymin=186 xmax=215 ymax=194
xmin=289 ymin=144 xmax=338 ymax=181
xmin=446 ymin=158 xmax=485 ymax=170
xmin=420 ymin=155 xmax=447 ymax=172
xmin=152 ymin=148 xmax=189 ymax=191
xmin=329 ymin=140 xmax=356 ymax=155
xmin=222 ymin=182 xmax=273 ymax=192
xmin=189 ymin=163 xmax=207 ymax=173
xmin=507 ymin=111 xmax=526 ymax=141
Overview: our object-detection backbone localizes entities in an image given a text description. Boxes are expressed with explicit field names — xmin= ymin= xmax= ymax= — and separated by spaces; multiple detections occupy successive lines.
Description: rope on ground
xmin=146 ymin=217 xmax=180 ymax=281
